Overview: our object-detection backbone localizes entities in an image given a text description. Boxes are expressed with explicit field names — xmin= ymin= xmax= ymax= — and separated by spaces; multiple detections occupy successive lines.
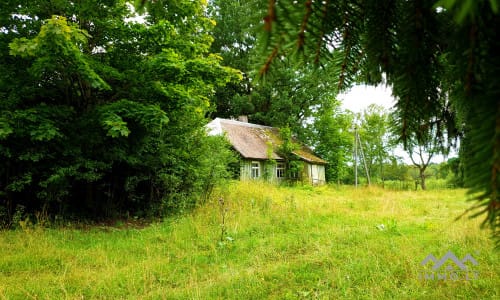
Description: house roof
xmin=206 ymin=118 xmax=327 ymax=164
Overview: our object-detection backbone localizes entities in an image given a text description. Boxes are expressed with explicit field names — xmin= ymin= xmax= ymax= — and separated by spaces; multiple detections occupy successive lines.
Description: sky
xmin=338 ymin=84 xmax=395 ymax=114
xmin=338 ymin=84 xmax=454 ymax=164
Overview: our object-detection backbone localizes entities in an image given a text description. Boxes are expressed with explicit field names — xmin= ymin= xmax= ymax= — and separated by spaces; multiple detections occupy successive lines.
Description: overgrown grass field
xmin=1 ymin=182 xmax=498 ymax=299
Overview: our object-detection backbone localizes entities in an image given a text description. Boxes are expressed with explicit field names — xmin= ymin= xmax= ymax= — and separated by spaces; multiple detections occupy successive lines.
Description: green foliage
xmin=395 ymin=116 xmax=445 ymax=190
xmin=9 ymin=16 xmax=110 ymax=92
xmin=276 ymin=127 xmax=302 ymax=182
xmin=357 ymin=104 xmax=393 ymax=181
xmin=198 ymin=136 xmax=238 ymax=203
xmin=436 ymin=0 xmax=500 ymax=23
xmin=99 ymin=100 xmax=169 ymax=138
xmin=445 ymin=157 xmax=465 ymax=187
xmin=0 ymin=1 xmax=237 ymax=221
xmin=208 ymin=0 xmax=264 ymax=118
xmin=209 ymin=0 xmax=337 ymax=138
xmin=306 ymin=100 xmax=354 ymax=183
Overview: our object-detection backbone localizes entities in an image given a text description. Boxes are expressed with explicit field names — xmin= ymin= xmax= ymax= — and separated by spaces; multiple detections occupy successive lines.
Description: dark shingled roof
xmin=207 ymin=118 xmax=327 ymax=164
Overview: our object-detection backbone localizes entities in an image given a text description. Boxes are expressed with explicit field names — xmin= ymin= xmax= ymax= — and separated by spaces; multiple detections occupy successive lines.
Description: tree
xmin=208 ymin=0 xmax=264 ymax=119
xmin=356 ymin=104 xmax=393 ymax=183
xmin=445 ymin=157 xmax=464 ymax=187
xmin=0 ymin=1 xmax=238 ymax=220
xmin=406 ymin=134 xmax=440 ymax=190
xmin=391 ymin=102 xmax=450 ymax=190
xmin=208 ymin=0 xmax=338 ymax=141
xmin=384 ymin=157 xmax=410 ymax=182
xmin=306 ymin=100 xmax=354 ymax=183
xmin=260 ymin=0 xmax=500 ymax=237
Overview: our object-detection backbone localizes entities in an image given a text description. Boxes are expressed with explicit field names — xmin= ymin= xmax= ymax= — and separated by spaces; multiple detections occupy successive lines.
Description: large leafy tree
xmin=208 ymin=0 xmax=338 ymax=139
xmin=306 ymin=100 xmax=354 ymax=183
xmin=0 ymin=0 xmax=238 ymax=220
xmin=356 ymin=104 xmax=393 ymax=183
xmin=261 ymin=1 xmax=500 ymax=238
xmin=208 ymin=0 xmax=264 ymax=119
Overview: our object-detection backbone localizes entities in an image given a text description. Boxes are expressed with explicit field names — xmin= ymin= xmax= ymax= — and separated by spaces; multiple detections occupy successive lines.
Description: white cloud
xmin=338 ymin=84 xmax=395 ymax=113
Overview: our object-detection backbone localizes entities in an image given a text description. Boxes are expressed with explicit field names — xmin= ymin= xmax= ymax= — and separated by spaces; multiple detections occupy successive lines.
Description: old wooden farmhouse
xmin=207 ymin=118 xmax=327 ymax=185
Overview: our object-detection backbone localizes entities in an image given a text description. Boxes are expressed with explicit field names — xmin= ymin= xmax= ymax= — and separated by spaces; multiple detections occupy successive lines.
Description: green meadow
xmin=1 ymin=182 xmax=498 ymax=299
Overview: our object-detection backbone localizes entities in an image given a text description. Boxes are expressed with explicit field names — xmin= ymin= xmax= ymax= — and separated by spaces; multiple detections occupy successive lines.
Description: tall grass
xmin=0 ymin=181 xmax=498 ymax=299
xmin=374 ymin=178 xmax=457 ymax=190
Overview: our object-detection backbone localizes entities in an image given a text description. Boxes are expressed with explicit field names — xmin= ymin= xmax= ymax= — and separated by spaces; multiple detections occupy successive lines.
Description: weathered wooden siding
xmin=240 ymin=159 xmax=325 ymax=185
xmin=240 ymin=160 xmax=280 ymax=181
xmin=240 ymin=160 xmax=252 ymax=180
xmin=302 ymin=163 xmax=326 ymax=185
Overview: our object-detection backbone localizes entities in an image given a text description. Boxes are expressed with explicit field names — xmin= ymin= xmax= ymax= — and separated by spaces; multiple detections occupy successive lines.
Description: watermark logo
xmin=418 ymin=251 xmax=479 ymax=281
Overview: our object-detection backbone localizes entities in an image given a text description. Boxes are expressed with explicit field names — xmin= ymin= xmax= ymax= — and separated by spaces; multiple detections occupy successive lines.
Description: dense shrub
xmin=0 ymin=1 xmax=239 ymax=222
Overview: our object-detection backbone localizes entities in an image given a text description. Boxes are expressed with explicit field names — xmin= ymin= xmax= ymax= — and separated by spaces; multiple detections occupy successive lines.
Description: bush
xmin=0 ymin=3 xmax=239 ymax=224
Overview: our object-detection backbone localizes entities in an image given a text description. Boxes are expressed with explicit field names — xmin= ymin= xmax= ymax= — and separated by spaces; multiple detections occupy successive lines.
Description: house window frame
xmin=276 ymin=162 xmax=285 ymax=178
xmin=251 ymin=161 xmax=260 ymax=178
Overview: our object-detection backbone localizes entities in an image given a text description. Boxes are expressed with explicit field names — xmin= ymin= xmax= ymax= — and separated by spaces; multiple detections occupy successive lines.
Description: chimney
xmin=237 ymin=115 xmax=248 ymax=123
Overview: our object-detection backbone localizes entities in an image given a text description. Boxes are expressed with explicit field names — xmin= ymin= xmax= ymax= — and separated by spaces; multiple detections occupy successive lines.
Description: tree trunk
xmin=420 ymin=168 xmax=427 ymax=190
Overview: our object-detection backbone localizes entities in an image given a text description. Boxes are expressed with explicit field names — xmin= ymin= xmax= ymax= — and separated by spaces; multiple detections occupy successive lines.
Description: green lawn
xmin=1 ymin=182 xmax=498 ymax=299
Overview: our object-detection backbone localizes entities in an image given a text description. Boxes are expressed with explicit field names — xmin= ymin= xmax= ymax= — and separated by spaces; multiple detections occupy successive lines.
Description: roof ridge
xmin=207 ymin=118 xmax=327 ymax=164
xmin=216 ymin=118 xmax=276 ymax=129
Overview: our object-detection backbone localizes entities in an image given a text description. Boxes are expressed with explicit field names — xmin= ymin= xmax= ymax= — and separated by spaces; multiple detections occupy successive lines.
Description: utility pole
xmin=354 ymin=126 xmax=358 ymax=187
xmin=354 ymin=126 xmax=371 ymax=187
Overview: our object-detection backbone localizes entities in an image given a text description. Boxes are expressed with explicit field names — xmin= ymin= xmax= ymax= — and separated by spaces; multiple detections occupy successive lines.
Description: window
xmin=276 ymin=162 xmax=285 ymax=178
xmin=251 ymin=161 xmax=260 ymax=178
